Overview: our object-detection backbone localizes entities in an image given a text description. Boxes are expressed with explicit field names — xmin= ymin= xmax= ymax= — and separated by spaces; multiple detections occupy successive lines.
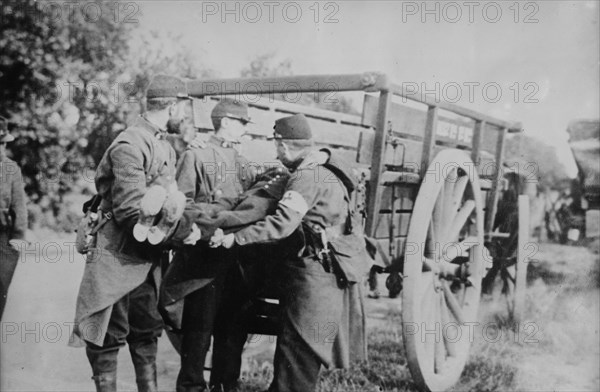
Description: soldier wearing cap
xmin=0 ymin=116 xmax=27 ymax=320
xmin=71 ymin=75 xmax=199 ymax=392
xmin=159 ymin=97 xmax=258 ymax=392
xmin=211 ymin=113 xmax=372 ymax=392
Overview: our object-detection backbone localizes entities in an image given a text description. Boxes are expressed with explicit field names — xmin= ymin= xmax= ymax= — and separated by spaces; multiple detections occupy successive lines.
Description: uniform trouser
xmin=176 ymin=253 xmax=250 ymax=392
xmin=269 ymin=258 xmax=345 ymax=392
xmin=210 ymin=260 xmax=255 ymax=391
xmin=0 ymin=231 xmax=19 ymax=320
xmin=85 ymin=274 xmax=163 ymax=379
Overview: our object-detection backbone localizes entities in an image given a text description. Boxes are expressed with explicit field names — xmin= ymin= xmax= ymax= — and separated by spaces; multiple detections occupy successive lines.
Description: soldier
xmin=70 ymin=75 xmax=200 ymax=392
xmin=210 ymin=114 xmax=372 ymax=392
xmin=0 ymin=116 xmax=27 ymax=320
xmin=160 ymin=98 xmax=256 ymax=392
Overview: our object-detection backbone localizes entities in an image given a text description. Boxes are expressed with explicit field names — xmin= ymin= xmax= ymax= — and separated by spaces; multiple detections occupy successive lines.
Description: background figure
xmin=0 ymin=116 xmax=27 ymax=320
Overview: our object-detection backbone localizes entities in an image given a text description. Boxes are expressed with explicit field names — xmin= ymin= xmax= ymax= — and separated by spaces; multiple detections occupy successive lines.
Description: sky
xmin=134 ymin=0 xmax=599 ymax=176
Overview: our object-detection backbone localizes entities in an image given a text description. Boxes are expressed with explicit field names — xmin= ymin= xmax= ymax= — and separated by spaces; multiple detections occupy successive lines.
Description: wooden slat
xmin=374 ymin=237 xmax=408 ymax=265
xmin=362 ymin=95 xmax=475 ymax=148
xmin=187 ymin=72 xmax=390 ymax=97
xmin=485 ymin=128 xmax=507 ymax=233
xmin=378 ymin=185 xmax=417 ymax=211
xmin=389 ymin=83 xmax=522 ymax=132
xmin=471 ymin=120 xmax=485 ymax=165
xmin=481 ymin=123 xmax=501 ymax=155
xmin=374 ymin=212 xmax=412 ymax=238
xmin=421 ymin=106 xmax=439 ymax=176
xmin=365 ymin=91 xmax=392 ymax=236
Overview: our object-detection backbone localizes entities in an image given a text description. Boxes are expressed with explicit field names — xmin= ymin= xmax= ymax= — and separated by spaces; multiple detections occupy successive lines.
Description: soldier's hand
xmin=221 ymin=233 xmax=235 ymax=249
xmin=8 ymin=239 xmax=28 ymax=251
xmin=209 ymin=228 xmax=235 ymax=248
xmin=299 ymin=150 xmax=329 ymax=169
xmin=188 ymin=134 xmax=207 ymax=149
xmin=209 ymin=228 xmax=225 ymax=248
xmin=183 ymin=223 xmax=201 ymax=245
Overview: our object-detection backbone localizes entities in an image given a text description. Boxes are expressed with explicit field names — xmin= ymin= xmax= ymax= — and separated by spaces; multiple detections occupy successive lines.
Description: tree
xmin=1 ymin=0 xmax=136 ymax=223
xmin=241 ymin=53 xmax=359 ymax=115
xmin=1 ymin=1 xmax=212 ymax=227
xmin=504 ymin=133 xmax=570 ymax=190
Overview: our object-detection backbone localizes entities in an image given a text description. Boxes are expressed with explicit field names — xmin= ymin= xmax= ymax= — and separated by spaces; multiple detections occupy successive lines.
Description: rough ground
xmin=1 ymin=231 xmax=598 ymax=392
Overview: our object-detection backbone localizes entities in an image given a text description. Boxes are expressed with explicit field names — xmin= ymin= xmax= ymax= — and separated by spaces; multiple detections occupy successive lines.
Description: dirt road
xmin=1 ymin=232 xmax=598 ymax=391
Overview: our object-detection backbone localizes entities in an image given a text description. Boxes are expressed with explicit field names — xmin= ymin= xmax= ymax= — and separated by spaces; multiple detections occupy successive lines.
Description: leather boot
xmin=134 ymin=362 xmax=158 ymax=392
xmin=91 ymin=371 xmax=117 ymax=392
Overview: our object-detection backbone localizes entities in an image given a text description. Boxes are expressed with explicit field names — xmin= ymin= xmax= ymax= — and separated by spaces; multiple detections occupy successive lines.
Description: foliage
xmin=0 ymin=1 xmax=210 ymax=228
xmin=504 ymin=133 xmax=570 ymax=191
xmin=241 ymin=53 xmax=359 ymax=115
xmin=0 ymin=0 xmax=135 ymax=225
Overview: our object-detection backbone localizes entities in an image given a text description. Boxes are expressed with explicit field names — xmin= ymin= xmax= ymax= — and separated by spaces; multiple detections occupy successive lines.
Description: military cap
xmin=146 ymin=75 xmax=189 ymax=99
xmin=0 ymin=116 xmax=15 ymax=143
xmin=211 ymin=98 xmax=252 ymax=124
xmin=269 ymin=113 xmax=312 ymax=140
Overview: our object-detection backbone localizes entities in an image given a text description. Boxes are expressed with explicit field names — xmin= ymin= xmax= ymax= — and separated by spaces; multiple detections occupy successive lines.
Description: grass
xmin=236 ymin=312 xmax=521 ymax=392
xmin=232 ymin=242 xmax=599 ymax=392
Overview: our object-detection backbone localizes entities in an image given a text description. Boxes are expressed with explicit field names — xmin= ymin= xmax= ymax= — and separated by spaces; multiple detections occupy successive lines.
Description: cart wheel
xmin=402 ymin=150 xmax=485 ymax=392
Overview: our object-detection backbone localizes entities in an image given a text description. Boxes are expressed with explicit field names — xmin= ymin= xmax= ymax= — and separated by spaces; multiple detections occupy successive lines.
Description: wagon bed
xmin=181 ymin=72 xmax=526 ymax=391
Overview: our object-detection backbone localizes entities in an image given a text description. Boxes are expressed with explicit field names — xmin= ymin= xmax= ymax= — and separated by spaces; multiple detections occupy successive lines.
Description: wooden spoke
xmin=446 ymin=200 xmax=475 ymax=243
xmin=425 ymin=222 xmax=437 ymax=259
xmin=442 ymin=281 xmax=465 ymax=325
xmin=452 ymin=175 xmax=469 ymax=207
xmin=441 ymin=294 xmax=458 ymax=358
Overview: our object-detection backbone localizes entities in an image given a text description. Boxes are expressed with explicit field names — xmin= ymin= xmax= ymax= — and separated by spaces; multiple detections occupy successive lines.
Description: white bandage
xmin=279 ymin=191 xmax=309 ymax=215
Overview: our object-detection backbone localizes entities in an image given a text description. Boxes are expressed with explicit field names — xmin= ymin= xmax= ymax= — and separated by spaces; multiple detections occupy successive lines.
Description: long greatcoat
xmin=230 ymin=156 xmax=372 ymax=368
xmin=70 ymin=117 xmax=176 ymax=347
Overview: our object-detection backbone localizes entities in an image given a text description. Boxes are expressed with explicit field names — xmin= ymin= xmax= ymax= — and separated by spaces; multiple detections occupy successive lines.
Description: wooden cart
xmin=177 ymin=72 xmax=526 ymax=391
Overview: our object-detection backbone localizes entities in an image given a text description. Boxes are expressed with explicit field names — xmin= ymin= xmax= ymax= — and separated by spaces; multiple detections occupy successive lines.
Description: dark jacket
xmin=160 ymin=135 xmax=254 ymax=328
xmin=71 ymin=117 xmax=177 ymax=347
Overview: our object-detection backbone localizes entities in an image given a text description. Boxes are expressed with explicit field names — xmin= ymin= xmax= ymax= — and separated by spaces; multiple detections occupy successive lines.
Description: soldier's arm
xmin=232 ymin=171 xmax=318 ymax=245
xmin=176 ymin=150 xmax=199 ymax=201
xmin=109 ymin=142 xmax=148 ymax=231
xmin=10 ymin=165 xmax=27 ymax=239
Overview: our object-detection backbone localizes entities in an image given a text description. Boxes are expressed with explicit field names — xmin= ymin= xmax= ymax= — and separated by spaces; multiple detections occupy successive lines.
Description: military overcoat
xmin=71 ymin=117 xmax=176 ymax=347
xmin=231 ymin=156 xmax=372 ymax=367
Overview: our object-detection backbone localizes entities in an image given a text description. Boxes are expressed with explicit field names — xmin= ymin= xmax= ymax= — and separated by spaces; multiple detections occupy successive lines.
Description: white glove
xmin=221 ymin=233 xmax=235 ymax=249
xmin=209 ymin=228 xmax=235 ymax=249
xmin=183 ymin=223 xmax=201 ymax=245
